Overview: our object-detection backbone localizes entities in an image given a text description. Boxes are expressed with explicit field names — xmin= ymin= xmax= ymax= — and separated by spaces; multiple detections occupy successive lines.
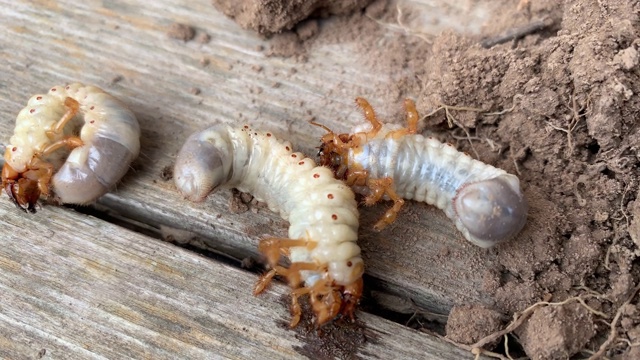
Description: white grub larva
xmin=2 ymin=83 xmax=140 ymax=212
xmin=174 ymin=125 xmax=363 ymax=327
xmin=316 ymin=98 xmax=528 ymax=248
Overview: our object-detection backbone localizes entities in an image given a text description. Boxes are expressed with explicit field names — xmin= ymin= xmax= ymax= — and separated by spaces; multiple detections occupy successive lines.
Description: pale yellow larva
xmin=2 ymin=83 xmax=140 ymax=212
xmin=174 ymin=125 xmax=363 ymax=327
xmin=317 ymin=98 xmax=528 ymax=248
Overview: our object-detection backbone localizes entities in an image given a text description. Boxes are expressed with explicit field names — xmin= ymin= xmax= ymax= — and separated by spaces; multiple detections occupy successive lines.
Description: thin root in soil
xmin=438 ymin=287 xmax=640 ymax=360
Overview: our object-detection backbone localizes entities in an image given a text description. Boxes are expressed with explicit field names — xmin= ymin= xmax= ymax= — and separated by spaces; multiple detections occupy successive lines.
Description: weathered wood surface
xmin=0 ymin=0 xmax=508 ymax=358
xmin=0 ymin=201 xmax=475 ymax=359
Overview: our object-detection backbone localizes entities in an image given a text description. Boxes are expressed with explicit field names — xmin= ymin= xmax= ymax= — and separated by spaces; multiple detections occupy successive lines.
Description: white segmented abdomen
xmin=174 ymin=125 xmax=363 ymax=287
xmin=350 ymin=124 xmax=527 ymax=248
xmin=6 ymin=83 xmax=140 ymax=204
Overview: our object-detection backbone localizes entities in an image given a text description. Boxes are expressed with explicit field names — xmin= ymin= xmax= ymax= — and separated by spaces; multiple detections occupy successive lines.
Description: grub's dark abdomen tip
xmin=454 ymin=174 xmax=528 ymax=248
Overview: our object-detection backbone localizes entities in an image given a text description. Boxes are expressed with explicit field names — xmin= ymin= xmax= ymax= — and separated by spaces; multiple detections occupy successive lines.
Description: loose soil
xmin=212 ymin=0 xmax=640 ymax=359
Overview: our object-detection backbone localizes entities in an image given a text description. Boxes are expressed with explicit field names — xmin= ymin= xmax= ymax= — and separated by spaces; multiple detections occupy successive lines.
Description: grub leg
xmin=290 ymin=286 xmax=312 ymax=327
xmin=345 ymin=168 xmax=368 ymax=187
xmin=364 ymin=177 xmax=405 ymax=231
xmin=46 ymin=97 xmax=80 ymax=138
xmin=258 ymin=237 xmax=317 ymax=267
xmin=385 ymin=99 xmax=420 ymax=139
xmin=404 ymin=98 xmax=419 ymax=134
xmin=25 ymin=157 xmax=56 ymax=197
xmin=254 ymin=262 xmax=323 ymax=295
xmin=40 ymin=136 xmax=84 ymax=156
xmin=340 ymin=277 xmax=364 ymax=321
xmin=355 ymin=97 xmax=382 ymax=137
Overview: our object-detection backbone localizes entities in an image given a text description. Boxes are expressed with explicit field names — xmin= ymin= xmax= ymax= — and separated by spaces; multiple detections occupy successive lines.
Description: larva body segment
xmin=2 ymin=83 xmax=140 ymax=212
xmin=174 ymin=125 xmax=363 ymax=326
xmin=317 ymin=98 xmax=528 ymax=248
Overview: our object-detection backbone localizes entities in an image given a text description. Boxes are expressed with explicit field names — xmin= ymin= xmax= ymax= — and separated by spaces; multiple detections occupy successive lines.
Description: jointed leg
xmin=386 ymin=99 xmax=419 ymax=139
xmin=23 ymin=157 xmax=55 ymax=197
xmin=363 ymin=177 xmax=405 ymax=231
xmin=290 ymin=278 xmax=341 ymax=327
xmin=40 ymin=136 xmax=84 ymax=156
xmin=404 ymin=99 xmax=418 ymax=134
xmin=253 ymin=262 xmax=324 ymax=295
xmin=355 ymin=97 xmax=382 ymax=138
xmin=345 ymin=168 xmax=368 ymax=187
xmin=46 ymin=97 xmax=80 ymax=138
xmin=258 ymin=237 xmax=317 ymax=266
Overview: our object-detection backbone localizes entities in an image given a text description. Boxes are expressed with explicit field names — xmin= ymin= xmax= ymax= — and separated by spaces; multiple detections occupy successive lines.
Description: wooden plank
xmin=0 ymin=0 xmax=507 ymax=322
xmin=0 ymin=201 xmax=474 ymax=359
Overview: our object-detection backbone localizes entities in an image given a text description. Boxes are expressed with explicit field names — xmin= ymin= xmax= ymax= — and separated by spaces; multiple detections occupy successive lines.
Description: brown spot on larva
xmin=313 ymin=173 xmax=320 ymax=178
xmin=327 ymin=194 xmax=334 ymax=199
xmin=285 ymin=146 xmax=291 ymax=151
xmin=29 ymin=109 xmax=35 ymax=114
xmin=36 ymin=96 xmax=42 ymax=100
xmin=243 ymin=125 xmax=249 ymax=129
xmin=65 ymin=85 xmax=70 ymax=90
xmin=51 ymin=88 xmax=57 ymax=92
xmin=346 ymin=261 xmax=352 ymax=267
xmin=254 ymin=132 xmax=258 ymax=136
xmin=266 ymin=133 xmax=272 ymax=137
xmin=298 ymin=161 xmax=304 ymax=165
xmin=12 ymin=147 xmax=17 ymax=152
xmin=332 ymin=214 xmax=338 ymax=220
xmin=446 ymin=143 xmax=453 ymax=147
xmin=90 ymin=106 xmax=95 ymax=110
xmin=90 ymin=120 xmax=95 ymax=124
xmin=291 ymin=154 xmax=297 ymax=158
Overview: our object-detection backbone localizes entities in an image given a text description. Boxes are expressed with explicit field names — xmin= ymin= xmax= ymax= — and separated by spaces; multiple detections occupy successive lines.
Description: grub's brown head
xmin=311 ymin=278 xmax=364 ymax=327
xmin=2 ymin=162 xmax=41 ymax=213
xmin=312 ymin=121 xmax=351 ymax=180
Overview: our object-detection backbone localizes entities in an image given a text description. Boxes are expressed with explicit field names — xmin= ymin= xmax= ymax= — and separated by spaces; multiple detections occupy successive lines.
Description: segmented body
xmin=174 ymin=125 xmax=363 ymax=326
xmin=3 ymin=83 xmax=140 ymax=211
xmin=352 ymin=123 xmax=526 ymax=248
xmin=318 ymin=98 xmax=528 ymax=248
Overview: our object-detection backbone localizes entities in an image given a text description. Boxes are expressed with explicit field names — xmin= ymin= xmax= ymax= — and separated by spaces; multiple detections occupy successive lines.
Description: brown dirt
xmin=211 ymin=0 xmax=373 ymax=35
xmin=445 ymin=305 xmax=505 ymax=348
xmin=166 ymin=23 xmax=196 ymax=41
xmin=214 ymin=0 xmax=640 ymax=358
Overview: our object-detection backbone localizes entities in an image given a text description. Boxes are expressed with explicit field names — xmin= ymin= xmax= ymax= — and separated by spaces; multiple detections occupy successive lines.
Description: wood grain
xmin=0 ymin=0 xmax=508 ymax=357
xmin=0 ymin=200 xmax=476 ymax=359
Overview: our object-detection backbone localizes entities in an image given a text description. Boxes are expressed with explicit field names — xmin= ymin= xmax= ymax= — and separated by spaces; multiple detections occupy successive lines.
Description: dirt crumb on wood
xmin=167 ymin=22 xmax=196 ymax=41
xmin=195 ymin=32 xmax=211 ymax=44
xmin=267 ymin=32 xmax=306 ymax=59
xmin=160 ymin=164 xmax=173 ymax=181
xmin=228 ymin=189 xmax=254 ymax=214
xmin=445 ymin=305 xmax=504 ymax=349
xmin=515 ymin=302 xmax=596 ymax=359
xmin=210 ymin=0 xmax=373 ymax=35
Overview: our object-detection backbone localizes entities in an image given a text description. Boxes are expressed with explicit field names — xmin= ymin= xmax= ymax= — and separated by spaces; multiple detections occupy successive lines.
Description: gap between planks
xmin=0 ymin=202 xmax=476 ymax=359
